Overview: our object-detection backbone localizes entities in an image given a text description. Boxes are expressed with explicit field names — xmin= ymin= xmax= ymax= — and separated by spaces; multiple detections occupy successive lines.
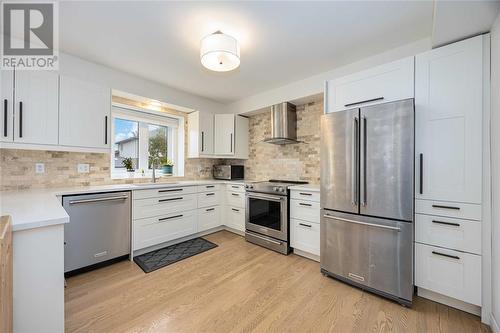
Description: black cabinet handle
xmin=299 ymin=192 xmax=312 ymax=196
xmin=419 ymin=153 xmax=423 ymax=194
xmin=104 ymin=116 xmax=108 ymax=144
xmin=159 ymin=214 xmax=183 ymax=221
xmin=432 ymin=220 xmax=460 ymax=227
xmin=230 ymin=133 xmax=233 ymax=153
xmin=3 ymin=99 xmax=7 ymax=137
xmin=299 ymin=203 xmax=312 ymax=207
xmin=206 ymin=193 xmax=215 ymax=196
xmin=432 ymin=204 xmax=460 ymax=210
xmin=432 ymin=251 xmax=460 ymax=260
xmin=158 ymin=188 xmax=183 ymax=193
xmin=231 ymin=193 xmax=239 ymax=197
xmin=206 ymin=208 xmax=215 ymax=212
xmin=345 ymin=97 xmax=384 ymax=108
xmin=201 ymin=131 xmax=204 ymax=152
xmin=206 ymin=185 xmax=215 ymax=188
xmin=231 ymin=185 xmax=239 ymax=189
xmin=232 ymin=208 xmax=240 ymax=212
xmin=19 ymin=101 xmax=22 ymax=138
xmin=299 ymin=223 xmax=312 ymax=228
xmin=158 ymin=197 xmax=183 ymax=202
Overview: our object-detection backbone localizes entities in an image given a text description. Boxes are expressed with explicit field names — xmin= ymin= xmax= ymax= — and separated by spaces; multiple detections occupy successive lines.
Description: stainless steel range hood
xmin=264 ymin=102 xmax=300 ymax=145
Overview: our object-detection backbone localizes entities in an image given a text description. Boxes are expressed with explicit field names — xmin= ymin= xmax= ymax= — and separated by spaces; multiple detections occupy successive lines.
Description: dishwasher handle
xmin=69 ymin=195 xmax=129 ymax=205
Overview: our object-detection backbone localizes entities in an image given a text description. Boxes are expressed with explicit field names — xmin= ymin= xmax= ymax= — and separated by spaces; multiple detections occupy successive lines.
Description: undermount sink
xmin=134 ymin=182 xmax=179 ymax=187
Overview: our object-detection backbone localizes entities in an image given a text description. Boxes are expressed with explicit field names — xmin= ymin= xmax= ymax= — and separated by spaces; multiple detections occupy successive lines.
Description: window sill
xmin=111 ymin=172 xmax=177 ymax=180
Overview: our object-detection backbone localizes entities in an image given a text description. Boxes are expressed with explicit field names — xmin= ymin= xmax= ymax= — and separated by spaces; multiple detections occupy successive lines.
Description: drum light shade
xmin=200 ymin=31 xmax=240 ymax=72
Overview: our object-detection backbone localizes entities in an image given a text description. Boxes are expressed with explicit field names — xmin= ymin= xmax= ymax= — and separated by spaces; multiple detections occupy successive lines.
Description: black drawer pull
xmin=299 ymin=223 xmax=312 ymax=228
xmin=158 ymin=188 xmax=183 ymax=193
xmin=206 ymin=193 xmax=215 ymax=196
xmin=432 ymin=251 xmax=460 ymax=260
xmin=419 ymin=153 xmax=423 ymax=194
xmin=345 ymin=97 xmax=384 ymax=107
xmin=232 ymin=208 xmax=240 ymax=212
xmin=206 ymin=185 xmax=215 ymax=188
xmin=231 ymin=193 xmax=239 ymax=197
xmin=104 ymin=116 xmax=108 ymax=144
xmin=299 ymin=192 xmax=312 ymax=196
xmin=231 ymin=185 xmax=239 ymax=189
xmin=3 ymin=99 xmax=7 ymax=137
xmin=432 ymin=220 xmax=460 ymax=227
xmin=432 ymin=204 xmax=460 ymax=210
xmin=206 ymin=208 xmax=215 ymax=212
xmin=19 ymin=101 xmax=22 ymax=138
xmin=159 ymin=214 xmax=183 ymax=221
xmin=299 ymin=203 xmax=312 ymax=207
xmin=159 ymin=197 xmax=183 ymax=202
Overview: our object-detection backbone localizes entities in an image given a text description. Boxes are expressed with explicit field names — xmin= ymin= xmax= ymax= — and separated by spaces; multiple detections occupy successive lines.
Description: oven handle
xmin=247 ymin=193 xmax=285 ymax=202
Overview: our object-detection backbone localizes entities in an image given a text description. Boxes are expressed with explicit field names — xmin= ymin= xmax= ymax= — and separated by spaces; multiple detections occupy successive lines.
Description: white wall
xmin=58 ymin=52 xmax=225 ymax=114
xmin=225 ymin=38 xmax=431 ymax=114
xmin=490 ymin=11 xmax=500 ymax=332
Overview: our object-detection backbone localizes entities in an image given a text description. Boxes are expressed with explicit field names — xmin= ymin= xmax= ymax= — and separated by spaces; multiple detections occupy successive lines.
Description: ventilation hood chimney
xmin=263 ymin=102 xmax=300 ymax=145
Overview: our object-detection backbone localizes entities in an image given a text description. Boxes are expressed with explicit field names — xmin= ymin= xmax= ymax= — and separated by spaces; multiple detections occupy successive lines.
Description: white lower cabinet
xmin=290 ymin=219 xmax=320 ymax=256
xmin=198 ymin=206 xmax=221 ymax=232
xmin=133 ymin=194 xmax=197 ymax=220
xmin=225 ymin=206 xmax=245 ymax=232
xmin=415 ymin=243 xmax=481 ymax=306
xmin=197 ymin=191 xmax=220 ymax=208
xmin=133 ymin=210 xmax=197 ymax=250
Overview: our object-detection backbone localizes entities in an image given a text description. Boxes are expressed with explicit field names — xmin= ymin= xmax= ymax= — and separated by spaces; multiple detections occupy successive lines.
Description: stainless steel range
xmin=245 ymin=180 xmax=307 ymax=254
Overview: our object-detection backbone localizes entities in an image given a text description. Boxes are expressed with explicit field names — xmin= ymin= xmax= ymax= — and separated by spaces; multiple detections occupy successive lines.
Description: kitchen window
xmin=111 ymin=105 xmax=184 ymax=178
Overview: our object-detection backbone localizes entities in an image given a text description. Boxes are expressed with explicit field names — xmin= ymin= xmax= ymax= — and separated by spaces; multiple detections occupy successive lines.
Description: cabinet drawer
xmin=134 ymin=186 xmax=196 ymax=200
xmin=226 ymin=184 xmax=245 ymax=193
xmin=198 ymin=206 xmax=221 ymax=232
xmin=326 ymin=57 xmax=414 ymax=113
xmin=133 ymin=194 xmax=197 ymax=219
xmin=197 ymin=191 xmax=221 ymax=208
xmin=415 ymin=243 xmax=481 ymax=306
xmin=290 ymin=199 xmax=320 ymax=223
xmin=226 ymin=191 xmax=245 ymax=208
xmin=415 ymin=214 xmax=481 ymax=254
xmin=290 ymin=218 xmax=320 ymax=256
xmin=133 ymin=210 xmax=196 ymax=251
xmin=415 ymin=199 xmax=481 ymax=221
xmin=225 ymin=206 xmax=245 ymax=232
xmin=290 ymin=190 xmax=320 ymax=202
xmin=197 ymin=184 xmax=220 ymax=192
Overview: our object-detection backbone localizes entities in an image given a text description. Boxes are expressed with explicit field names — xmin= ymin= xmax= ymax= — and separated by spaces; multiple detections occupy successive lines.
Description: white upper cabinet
xmin=415 ymin=35 xmax=484 ymax=204
xmin=325 ymin=57 xmax=414 ymax=113
xmin=59 ymin=76 xmax=111 ymax=149
xmin=233 ymin=115 xmax=249 ymax=159
xmin=188 ymin=111 xmax=214 ymax=157
xmin=0 ymin=70 xmax=13 ymax=143
xmin=214 ymin=114 xmax=235 ymax=155
xmin=13 ymin=70 xmax=59 ymax=145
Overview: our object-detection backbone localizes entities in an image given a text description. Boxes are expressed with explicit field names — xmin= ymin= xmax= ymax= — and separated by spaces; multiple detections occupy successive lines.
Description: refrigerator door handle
xmin=361 ymin=116 xmax=367 ymax=206
xmin=352 ymin=116 xmax=359 ymax=206
xmin=323 ymin=214 xmax=401 ymax=232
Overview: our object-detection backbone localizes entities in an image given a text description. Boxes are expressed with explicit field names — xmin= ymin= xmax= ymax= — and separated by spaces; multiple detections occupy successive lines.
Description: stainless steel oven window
xmin=245 ymin=192 xmax=288 ymax=240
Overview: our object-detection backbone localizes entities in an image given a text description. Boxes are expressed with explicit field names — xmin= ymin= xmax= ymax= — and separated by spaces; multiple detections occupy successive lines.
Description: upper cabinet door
xmin=415 ymin=36 xmax=484 ymax=204
xmin=214 ymin=114 xmax=234 ymax=155
xmin=14 ymin=70 xmax=59 ymax=145
xmin=188 ymin=111 xmax=214 ymax=157
xmin=0 ymin=70 xmax=13 ymax=143
xmin=59 ymin=76 xmax=111 ymax=149
xmin=326 ymin=57 xmax=414 ymax=113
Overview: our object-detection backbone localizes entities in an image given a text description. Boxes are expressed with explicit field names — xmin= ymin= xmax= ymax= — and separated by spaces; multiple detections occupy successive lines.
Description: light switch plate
xmin=77 ymin=163 xmax=90 ymax=173
xmin=35 ymin=163 xmax=45 ymax=174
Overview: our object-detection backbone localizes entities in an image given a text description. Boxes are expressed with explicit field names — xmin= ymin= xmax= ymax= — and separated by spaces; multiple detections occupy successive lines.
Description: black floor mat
xmin=133 ymin=237 xmax=218 ymax=273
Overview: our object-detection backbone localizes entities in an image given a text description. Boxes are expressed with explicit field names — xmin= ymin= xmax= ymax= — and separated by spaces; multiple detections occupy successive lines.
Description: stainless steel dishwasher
xmin=62 ymin=191 xmax=131 ymax=274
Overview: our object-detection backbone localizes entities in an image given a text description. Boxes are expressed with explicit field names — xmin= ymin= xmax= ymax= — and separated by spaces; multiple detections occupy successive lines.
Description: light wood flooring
xmin=65 ymin=231 xmax=490 ymax=333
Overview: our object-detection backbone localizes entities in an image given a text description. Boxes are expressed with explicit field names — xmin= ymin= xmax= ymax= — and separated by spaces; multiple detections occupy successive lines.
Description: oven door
xmin=246 ymin=192 xmax=288 ymax=241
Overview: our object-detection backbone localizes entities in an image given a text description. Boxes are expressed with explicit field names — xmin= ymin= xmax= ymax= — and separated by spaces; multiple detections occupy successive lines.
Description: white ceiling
xmin=59 ymin=1 xmax=434 ymax=103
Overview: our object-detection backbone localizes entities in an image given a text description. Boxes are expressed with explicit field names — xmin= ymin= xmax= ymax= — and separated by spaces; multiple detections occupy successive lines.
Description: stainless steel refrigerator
xmin=320 ymin=98 xmax=414 ymax=306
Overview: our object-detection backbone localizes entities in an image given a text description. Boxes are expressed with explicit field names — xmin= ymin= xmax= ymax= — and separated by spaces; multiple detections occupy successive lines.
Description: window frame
xmin=111 ymin=104 xmax=185 ymax=179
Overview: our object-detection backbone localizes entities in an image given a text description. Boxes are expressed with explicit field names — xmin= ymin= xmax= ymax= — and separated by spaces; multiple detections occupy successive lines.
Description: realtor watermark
xmin=1 ymin=1 xmax=59 ymax=70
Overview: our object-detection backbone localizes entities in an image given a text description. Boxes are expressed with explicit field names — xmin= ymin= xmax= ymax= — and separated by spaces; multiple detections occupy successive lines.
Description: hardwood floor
xmin=65 ymin=231 xmax=490 ymax=333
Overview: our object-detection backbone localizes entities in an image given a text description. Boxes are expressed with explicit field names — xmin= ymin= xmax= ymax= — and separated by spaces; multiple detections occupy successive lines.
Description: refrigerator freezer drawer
xmin=320 ymin=211 xmax=413 ymax=303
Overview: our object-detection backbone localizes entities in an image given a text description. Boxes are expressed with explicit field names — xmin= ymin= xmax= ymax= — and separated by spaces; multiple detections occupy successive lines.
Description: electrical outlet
xmin=77 ymin=163 xmax=90 ymax=173
xmin=35 ymin=163 xmax=45 ymax=174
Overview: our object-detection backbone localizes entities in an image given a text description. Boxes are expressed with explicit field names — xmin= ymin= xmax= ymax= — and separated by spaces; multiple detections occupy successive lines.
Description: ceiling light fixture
xmin=200 ymin=30 xmax=240 ymax=72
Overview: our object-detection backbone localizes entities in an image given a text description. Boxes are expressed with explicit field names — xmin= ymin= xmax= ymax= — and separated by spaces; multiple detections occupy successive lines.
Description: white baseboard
xmin=293 ymin=249 xmax=320 ymax=262
xmin=417 ymin=288 xmax=481 ymax=316
xmin=491 ymin=314 xmax=500 ymax=333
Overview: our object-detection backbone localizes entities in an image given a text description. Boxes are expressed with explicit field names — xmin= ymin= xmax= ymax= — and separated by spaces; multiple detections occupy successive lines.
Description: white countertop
xmin=288 ymin=184 xmax=320 ymax=192
xmin=0 ymin=179 xmax=246 ymax=232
